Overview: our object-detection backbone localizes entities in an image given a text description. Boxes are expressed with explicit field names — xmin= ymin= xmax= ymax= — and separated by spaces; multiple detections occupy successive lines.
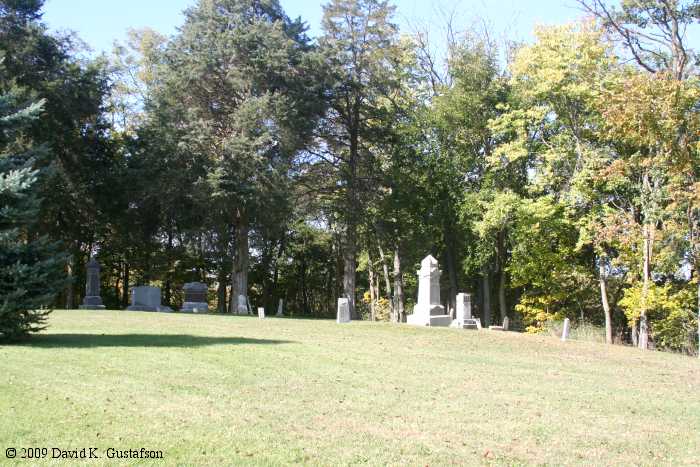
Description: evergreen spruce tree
xmin=0 ymin=76 xmax=67 ymax=340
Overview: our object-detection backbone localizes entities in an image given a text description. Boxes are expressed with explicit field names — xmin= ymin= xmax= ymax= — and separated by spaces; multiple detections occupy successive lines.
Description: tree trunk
xmin=230 ymin=210 xmax=249 ymax=314
xmin=444 ymin=230 xmax=458 ymax=317
xmin=335 ymin=232 xmax=344 ymax=301
xmin=599 ymin=259 xmax=613 ymax=345
xmin=343 ymin=225 xmax=357 ymax=319
xmin=114 ymin=270 xmax=121 ymax=310
xmin=122 ymin=262 xmax=130 ymax=308
xmin=65 ymin=254 xmax=74 ymax=309
xmin=498 ymin=267 xmax=507 ymax=324
xmin=217 ymin=267 xmax=228 ymax=313
xmin=639 ymin=222 xmax=651 ymax=349
xmin=497 ymin=232 xmax=507 ymax=323
xmin=482 ymin=270 xmax=492 ymax=327
xmin=377 ymin=243 xmax=393 ymax=317
xmin=165 ymin=229 xmax=173 ymax=307
xmin=164 ymin=280 xmax=172 ymax=308
xmin=393 ymin=245 xmax=405 ymax=323
xmin=343 ymin=100 xmax=360 ymax=320
xmin=300 ymin=259 xmax=310 ymax=314
xmin=270 ymin=237 xmax=285 ymax=311
xmin=368 ymin=256 xmax=376 ymax=322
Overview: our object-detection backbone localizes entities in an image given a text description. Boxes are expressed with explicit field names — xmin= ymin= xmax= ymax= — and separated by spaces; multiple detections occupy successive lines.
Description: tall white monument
xmin=406 ymin=255 xmax=452 ymax=327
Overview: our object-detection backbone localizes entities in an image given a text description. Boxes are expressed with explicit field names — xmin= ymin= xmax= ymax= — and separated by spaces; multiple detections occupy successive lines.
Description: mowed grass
xmin=1 ymin=311 xmax=699 ymax=466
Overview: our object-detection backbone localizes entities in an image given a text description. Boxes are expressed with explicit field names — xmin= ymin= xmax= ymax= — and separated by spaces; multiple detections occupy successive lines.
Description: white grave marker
xmin=561 ymin=318 xmax=571 ymax=342
xmin=337 ymin=298 xmax=350 ymax=323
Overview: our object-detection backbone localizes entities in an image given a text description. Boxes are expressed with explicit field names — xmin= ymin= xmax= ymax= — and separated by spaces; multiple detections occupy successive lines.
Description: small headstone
xmin=561 ymin=318 xmax=570 ymax=342
xmin=455 ymin=293 xmax=471 ymax=321
xmin=337 ymin=298 xmax=350 ymax=323
xmin=451 ymin=293 xmax=479 ymax=330
xmin=276 ymin=299 xmax=284 ymax=317
xmin=181 ymin=282 xmax=209 ymax=313
xmin=258 ymin=307 xmax=265 ymax=319
xmin=79 ymin=257 xmax=106 ymax=310
xmin=503 ymin=316 xmax=510 ymax=331
xmin=127 ymin=286 xmax=172 ymax=312
xmin=236 ymin=294 xmax=250 ymax=315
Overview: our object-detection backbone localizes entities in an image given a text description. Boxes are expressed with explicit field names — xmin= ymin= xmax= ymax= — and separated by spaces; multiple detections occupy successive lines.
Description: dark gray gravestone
xmin=127 ymin=286 xmax=172 ymax=312
xmin=79 ymin=258 xmax=106 ymax=310
xmin=181 ymin=282 xmax=208 ymax=313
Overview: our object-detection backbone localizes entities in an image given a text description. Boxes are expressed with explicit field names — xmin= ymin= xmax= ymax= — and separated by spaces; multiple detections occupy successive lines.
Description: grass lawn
xmin=1 ymin=310 xmax=699 ymax=466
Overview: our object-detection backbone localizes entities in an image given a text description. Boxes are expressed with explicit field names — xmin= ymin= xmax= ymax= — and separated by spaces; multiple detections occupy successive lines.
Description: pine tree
xmin=0 ymin=78 xmax=67 ymax=340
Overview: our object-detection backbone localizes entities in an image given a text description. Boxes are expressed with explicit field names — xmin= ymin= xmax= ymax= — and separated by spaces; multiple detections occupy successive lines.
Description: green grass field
xmin=1 ymin=310 xmax=699 ymax=466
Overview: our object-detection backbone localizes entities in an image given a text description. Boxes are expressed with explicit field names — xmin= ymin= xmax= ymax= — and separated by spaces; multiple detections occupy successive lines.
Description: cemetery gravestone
xmin=79 ymin=258 xmax=106 ymax=310
xmin=407 ymin=255 xmax=452 ymax=327
xmin=561 ymin=318 xmax=571 ymax=342
xmin=236 ymin=294 xmax=251 ymax=315
xmin=127 ymin=286 xmax=172 ymax=312
xmin=181 ymin=282 xmax=209 ymax=313
xmin=451 ymin=293 xmax=480 ymax=329
xmin=337 ymin=298 xmax=350 ymax=323
xmin=276 ymin=299 xmax=284 ymax=317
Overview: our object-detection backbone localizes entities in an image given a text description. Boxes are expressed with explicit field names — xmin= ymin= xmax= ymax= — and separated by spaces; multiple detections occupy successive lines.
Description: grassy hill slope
xmin=1 ymin=310 xmax=699 ymax=465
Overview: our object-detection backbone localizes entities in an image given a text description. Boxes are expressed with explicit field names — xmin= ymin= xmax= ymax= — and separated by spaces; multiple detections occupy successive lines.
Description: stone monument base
xmin=181 ymin=302 xmax=208 ymax=313
xmin=450 ymin=318 xmax=482 ymax=330
xmin=407 ymin=313 xmax=452 ymax=326
xmin=127 ymin=305 xmax=173 ymax=312
xmin=79 ymin=305 xmax=106 ymax=310
xmin=80 ymin=296 xmax=105 ymax=310
xmin=407 ymin=304 xmax=451 ymax=327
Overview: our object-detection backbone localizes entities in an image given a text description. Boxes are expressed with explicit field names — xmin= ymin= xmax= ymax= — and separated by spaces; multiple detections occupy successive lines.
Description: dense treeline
xmin=1 ymin=0 xmax=698 ymax=354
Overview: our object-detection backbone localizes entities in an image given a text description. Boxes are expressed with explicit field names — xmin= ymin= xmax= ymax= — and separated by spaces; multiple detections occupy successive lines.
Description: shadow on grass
xmin=20 ymin=334 xmax=294 ymax=349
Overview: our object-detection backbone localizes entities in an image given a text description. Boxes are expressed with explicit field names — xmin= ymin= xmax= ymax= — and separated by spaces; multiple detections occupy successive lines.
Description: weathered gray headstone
xmin=561 ymin=318 xmax=571 ymax=342
xmin=181 ymin=282 xmax=209 ymax=313
xmin=258 ymin=307 xmax=265 ymax=319
xmin=337 ymin=298 xmax=350 ymax=323
xmin=503 ymin=316 xmax=510 ymax=331
xmin=127 ymin=286 xmax=172 ymax=312
xmin=407 ymin=255 xmax=451 ymax=327
xmin=276 ymin=299 xmax=284 ymax=317
xmin=79 ymin=258 xmax=105 ymax=310
xmin=236 ymin=294 xmax=250 ymax=315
